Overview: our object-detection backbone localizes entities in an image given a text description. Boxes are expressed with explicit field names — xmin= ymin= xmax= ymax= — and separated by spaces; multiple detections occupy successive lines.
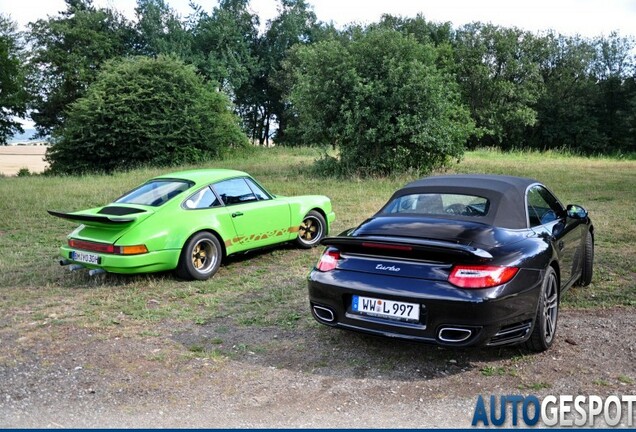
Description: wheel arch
xmin=309 ymin=207 xmax=329 ymax=229
xmin=283 ymin=196 xmax=333 ymax=232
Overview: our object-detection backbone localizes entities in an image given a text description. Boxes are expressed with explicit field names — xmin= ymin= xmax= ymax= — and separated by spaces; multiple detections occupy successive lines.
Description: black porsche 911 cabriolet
xmin=308 ymin=174 xmax=594 ymax=352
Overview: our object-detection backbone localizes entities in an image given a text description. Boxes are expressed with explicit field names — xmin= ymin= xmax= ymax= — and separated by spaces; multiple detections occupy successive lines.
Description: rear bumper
xmin=60 ymin=246 xmax=179 ymax=274
xmin=308 ymin=267 xmax=544 ymax=347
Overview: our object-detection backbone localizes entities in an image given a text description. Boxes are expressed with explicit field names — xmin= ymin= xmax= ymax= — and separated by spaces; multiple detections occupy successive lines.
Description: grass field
xmin=0 ymin=147 xmax=634 ymax=336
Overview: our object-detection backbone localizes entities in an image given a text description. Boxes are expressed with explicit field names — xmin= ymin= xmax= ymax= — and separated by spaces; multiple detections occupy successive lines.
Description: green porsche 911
xmin=49 ymin=169 xmax=335 ymax=280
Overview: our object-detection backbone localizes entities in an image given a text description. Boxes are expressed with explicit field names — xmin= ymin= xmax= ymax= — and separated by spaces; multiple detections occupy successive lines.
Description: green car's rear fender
xmin=283 ymin=195 xmax=335 ymax=233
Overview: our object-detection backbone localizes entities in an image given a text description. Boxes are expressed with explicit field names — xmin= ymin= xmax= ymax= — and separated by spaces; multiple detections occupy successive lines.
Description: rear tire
xmin=296 ymin=210 xmax=326 ymax=249
xmin=525 ymin=267 xmax=559 ymax=352
xmin=176 ymin=232 xmax=222 ymax=281
xmin=576 ymin=230 xmax=594 ymax=287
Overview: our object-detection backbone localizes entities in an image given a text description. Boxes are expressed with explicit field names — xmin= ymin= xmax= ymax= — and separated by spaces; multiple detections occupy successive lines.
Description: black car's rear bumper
xmin=307 ymin=267 xmax=545 ymax=347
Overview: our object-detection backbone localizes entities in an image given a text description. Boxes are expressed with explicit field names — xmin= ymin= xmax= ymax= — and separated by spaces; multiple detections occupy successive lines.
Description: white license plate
xmin=352 ymin=295 xmax=420 ymax=322
xmin=71 ymin=251 xmax=100 ymax=265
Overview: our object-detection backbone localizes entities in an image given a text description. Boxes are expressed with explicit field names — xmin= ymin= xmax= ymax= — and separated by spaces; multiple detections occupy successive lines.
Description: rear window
xmin=381 ymin=193 xmax=490 ymax=217
xmin=116 ymin=179 xmax=193 ymax=207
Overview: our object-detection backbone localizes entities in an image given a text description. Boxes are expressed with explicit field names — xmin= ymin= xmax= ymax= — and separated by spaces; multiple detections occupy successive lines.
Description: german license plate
xmin=71 ymin=251 xmax=100 ymax=265
xmin=352 ymin=295 xmax=419 ymax=322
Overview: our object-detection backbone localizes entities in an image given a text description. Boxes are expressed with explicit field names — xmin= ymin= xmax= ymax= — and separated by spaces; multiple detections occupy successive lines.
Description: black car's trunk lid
xmin=321 ymin=215 xmax=523 ymax=280
xmin=322 ymin=235 xmax=493 ymax=262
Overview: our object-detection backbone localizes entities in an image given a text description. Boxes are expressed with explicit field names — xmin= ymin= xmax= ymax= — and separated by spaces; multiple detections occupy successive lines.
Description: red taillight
xmin=68 ymin=239 xmax=148 ymax=255
xmin=448 ymin=265 xmax=519 ymax=289
xmin=316 ymin=249 xmax=341 ymax=272
xmin=69 ymin=239 xmax=115 ymax=253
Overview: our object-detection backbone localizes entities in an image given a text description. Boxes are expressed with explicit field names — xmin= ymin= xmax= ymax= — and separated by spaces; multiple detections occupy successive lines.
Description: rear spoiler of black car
xmin=321 ymin=235 xmax=493 ymax=262
xmin=47 ymin=210 xmax=136 ymax=225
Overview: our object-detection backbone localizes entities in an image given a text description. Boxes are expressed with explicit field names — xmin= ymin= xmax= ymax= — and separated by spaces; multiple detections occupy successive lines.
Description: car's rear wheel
xmin=576 ymin=230 xmax=594 ymax=287
xmin=525 ymin=266 xmax=559 ymax=352
xmin=296 ymin=210 xmax=326 ymax=249
xmin=176 ymin=232 xmax=222 ymax=280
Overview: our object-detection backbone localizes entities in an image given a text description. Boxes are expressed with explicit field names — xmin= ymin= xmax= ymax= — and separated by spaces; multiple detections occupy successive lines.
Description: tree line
xmin=1 ymin=0 xmax=634 ymax=174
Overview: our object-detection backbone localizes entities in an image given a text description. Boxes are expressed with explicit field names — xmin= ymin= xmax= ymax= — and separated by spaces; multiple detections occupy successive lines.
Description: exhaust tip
xmin=438 ymin=327 xmax=473 ymax=343
xmin=68 ymin=264 xmax=85 ymax=272
xmin=313 ymin=305 xmax=335 ymax=323
xmin=88 ymin=268 xmax=106 ymax=277
xmin=60 ymin=259 xmax=72 ymax=266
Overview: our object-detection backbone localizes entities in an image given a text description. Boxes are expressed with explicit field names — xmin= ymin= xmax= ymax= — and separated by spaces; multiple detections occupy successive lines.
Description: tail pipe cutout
xmin=312 ymin=305 xmax=335 ymax=323
xmin=437 ymin=326 xmax=474 ymax=343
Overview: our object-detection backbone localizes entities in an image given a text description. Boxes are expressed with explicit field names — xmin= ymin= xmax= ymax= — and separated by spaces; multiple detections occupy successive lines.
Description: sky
xmin=2 ymin=0 xmax=636 ymax=38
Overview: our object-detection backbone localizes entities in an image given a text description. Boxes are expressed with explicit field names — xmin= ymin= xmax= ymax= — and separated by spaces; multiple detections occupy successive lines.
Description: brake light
xmin=448 ymin=265 xmax=519 ymax=289
xmin=361 ymin=242 xmax=412 ymax=251
xmin=316 ymin=249 xmax=341 ymax=272
xmin=69 ymin=239 xmax=114 ymax=253
xmin=68 ymin=239 xmax=148 ymax=255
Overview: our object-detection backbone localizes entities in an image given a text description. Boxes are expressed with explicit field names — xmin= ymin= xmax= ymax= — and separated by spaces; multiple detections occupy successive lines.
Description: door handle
xmin=231 ymin=212 xmax=244 ymax=218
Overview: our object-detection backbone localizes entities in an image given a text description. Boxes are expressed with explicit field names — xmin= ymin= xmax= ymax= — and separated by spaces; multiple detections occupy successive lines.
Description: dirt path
xmin=0 ymin=307 xmax=634 ymax=428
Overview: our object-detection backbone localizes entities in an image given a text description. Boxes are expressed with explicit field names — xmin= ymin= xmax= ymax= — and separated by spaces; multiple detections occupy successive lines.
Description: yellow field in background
xmin=0 ymin=145 xmax=48 ymax=175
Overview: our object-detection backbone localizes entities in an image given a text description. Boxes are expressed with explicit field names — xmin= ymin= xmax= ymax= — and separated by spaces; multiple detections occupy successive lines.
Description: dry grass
xmin=0 ymin=145 xmax=49 ymax=175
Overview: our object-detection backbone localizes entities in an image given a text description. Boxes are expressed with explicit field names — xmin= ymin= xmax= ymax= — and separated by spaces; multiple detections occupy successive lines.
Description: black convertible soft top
xmin=385 ymin=174 xmax=543 ymax=230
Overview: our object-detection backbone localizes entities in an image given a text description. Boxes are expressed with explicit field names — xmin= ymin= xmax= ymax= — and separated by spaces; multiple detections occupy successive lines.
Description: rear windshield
xmin=116 ymin=179 xmax=193 ymax=207
xmin=381 ymin=193 xmax=490 ymax=217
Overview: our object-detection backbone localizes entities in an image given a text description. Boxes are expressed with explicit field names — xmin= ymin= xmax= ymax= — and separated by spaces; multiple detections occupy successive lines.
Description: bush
xmin=46 ymin=55 xmax=249 ymax=174
xmin=16 ymin=167 xmax=31 ymax=177
xmin=288 ymin=29 xmax=474 ymax=176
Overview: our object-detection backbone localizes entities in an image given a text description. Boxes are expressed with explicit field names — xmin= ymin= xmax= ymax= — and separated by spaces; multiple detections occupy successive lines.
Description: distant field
xmin=0 ymin=145 xmax=48 ymax=175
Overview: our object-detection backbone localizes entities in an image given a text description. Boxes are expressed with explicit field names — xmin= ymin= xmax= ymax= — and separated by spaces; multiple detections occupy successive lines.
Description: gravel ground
xmin=1 ymin=307 xmax=634 ymax=428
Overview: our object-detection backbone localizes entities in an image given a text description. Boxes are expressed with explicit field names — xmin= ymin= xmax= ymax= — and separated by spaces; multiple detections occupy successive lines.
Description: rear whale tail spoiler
xmin=47 ymin=210 xmax=136 ymax=225
xmin=320 ymin=235 xmax=493 ymax=262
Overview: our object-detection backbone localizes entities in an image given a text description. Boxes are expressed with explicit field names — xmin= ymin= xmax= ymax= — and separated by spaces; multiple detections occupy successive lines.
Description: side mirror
xmin=566 ymin=204 xmax=588 ymax=220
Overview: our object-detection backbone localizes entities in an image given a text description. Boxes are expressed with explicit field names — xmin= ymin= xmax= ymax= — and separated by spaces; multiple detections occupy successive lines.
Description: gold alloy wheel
xmin=191 ymin=238 xmax=218 ymax=274
xmin=299 ymin=216 xmax=322 ymax=245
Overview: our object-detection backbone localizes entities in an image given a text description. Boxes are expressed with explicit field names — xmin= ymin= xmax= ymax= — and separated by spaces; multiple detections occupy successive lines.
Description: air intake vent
xmin=98 ymin=206 xmax=146 ymax=216
xmin=488 ymin=321 xmax=532 ymax=346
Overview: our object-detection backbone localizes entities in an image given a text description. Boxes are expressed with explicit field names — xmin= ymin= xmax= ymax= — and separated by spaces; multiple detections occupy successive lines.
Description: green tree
xmin=135 ymin=0 xmax=192 ymax=59
xmin=262 ymin=0 xmax=319 ymax=145
xmin=0 ymin=14 xmax=28 ymax=144
xmin=46 ymin=56 xmax=248 ymax=174
xmin=289 ymin=28 xmax=473 ymax=175
xmin=531 ymin=34 xmax=605 ymax=152
xmin=592 ymin=32 xmax=636 ymax=153
xmin=27 ymin=0 xmax=136 ymax=137
xmin=190 ymin=0 xmax=259 ymax=94
xmin=453 ymin=23 xmax=544 ymax=149
xmin=375 ymin=14 xmax=455 ymax=70
xmin=190 ymin=0 xmax=261 ymax=140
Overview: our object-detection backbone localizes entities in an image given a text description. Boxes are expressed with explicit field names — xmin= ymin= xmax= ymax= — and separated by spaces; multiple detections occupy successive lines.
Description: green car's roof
xmin=155 ymin=169 xmax=249 ymax=185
